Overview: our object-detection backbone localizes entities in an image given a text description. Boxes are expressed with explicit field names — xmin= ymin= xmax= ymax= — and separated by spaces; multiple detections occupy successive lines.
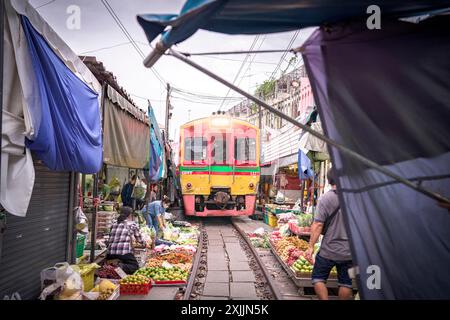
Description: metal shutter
xmin=0 ymin=160 xmax=71 ymax=300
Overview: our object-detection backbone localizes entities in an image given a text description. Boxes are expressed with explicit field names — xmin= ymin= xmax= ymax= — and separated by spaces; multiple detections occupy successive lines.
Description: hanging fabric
xmin=21 ymin=16 xmax=102 ymax=173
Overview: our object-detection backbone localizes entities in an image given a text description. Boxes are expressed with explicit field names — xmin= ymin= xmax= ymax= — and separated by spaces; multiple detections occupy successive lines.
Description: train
xmin=178 ymin=114 xmax=260 ymax=217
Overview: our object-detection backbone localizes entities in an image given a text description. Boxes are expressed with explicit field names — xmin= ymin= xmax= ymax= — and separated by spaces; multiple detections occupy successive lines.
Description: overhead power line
xmin=35 ymin=0 xmax=56 ymax=9
xmin=270 ymin=30 xmax=300 ymax=81
xmin=101 ymin=0 xmax=167 ymax=87
xmin=218 ymin=35 xmax=261 ymax=111
xmin=79 ymin=41 xmax=132 ymax=55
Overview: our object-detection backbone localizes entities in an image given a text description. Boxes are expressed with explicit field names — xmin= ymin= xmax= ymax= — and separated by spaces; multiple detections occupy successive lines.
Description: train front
xmin=179 ymin=115 xmax=260 ymax=217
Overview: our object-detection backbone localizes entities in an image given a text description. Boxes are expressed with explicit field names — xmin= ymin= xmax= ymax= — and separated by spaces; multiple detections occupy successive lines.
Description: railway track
xmin=182 ymin=217 xmax=282 ymax=300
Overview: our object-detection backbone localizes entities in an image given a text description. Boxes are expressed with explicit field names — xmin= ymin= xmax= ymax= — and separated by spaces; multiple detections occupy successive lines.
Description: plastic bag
xmin=164 ymin=212 xmax=173 ymax=221
xmin=253 ymin=228 xmax=265 ymax=236
xmin=75 ymin=207 xmax=89 ymax=235
xmin=275 ymin=191 xmax=285 ymax=203
xmin=279 ymin=224 xmax=291 ymax=237
xmin=39 ymin=263 xmax=83 ymax=300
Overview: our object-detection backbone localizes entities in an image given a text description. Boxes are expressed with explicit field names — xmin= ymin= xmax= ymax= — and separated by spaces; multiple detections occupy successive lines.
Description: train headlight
xmin=249 ymin=183 xmax=255 ymax=190
xmin=186 ymin=183 xmax=193 ymax=190
xmin=211 ymin=117 xmax=231 ymax=127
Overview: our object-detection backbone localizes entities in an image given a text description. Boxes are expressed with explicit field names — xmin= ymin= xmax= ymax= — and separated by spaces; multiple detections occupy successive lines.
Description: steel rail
xmin=231 ymin=218 xmax=283 ymax=300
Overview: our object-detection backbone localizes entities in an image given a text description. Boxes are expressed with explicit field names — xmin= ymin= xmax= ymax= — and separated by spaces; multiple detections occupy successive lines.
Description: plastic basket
xmin=120 ymin=281 xmax=152 ymax=295
xmin=268 ymin=214 xmax=278 ymax=228
xmin=76 ymin=234 xmax=86 ymax=258
xmin=264 ymin=212 xmax=269 ymax=225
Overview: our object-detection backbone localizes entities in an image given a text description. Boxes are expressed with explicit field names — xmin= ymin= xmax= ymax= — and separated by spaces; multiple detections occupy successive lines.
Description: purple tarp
xmin=302 ymin=17 xmax=450 ymax=299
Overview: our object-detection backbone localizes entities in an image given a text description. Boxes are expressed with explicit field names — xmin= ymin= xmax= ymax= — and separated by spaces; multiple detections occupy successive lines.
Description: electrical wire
xmin=269 ymin=30 xmax=300 ymax=81
xmin=218 ymin=35 xmax=260 ymax=111
xmin=79 ymin=41 xmax=132 ymax=55
xmin=101 ymin=0 xmax=167 ymax=87
xmin=35 ymin=0 xmax=56 ymax=9
xmin=221 ymin=36 xmax=267 ymax=111
xmin=193 ymin=55 xmax=278 ymax=66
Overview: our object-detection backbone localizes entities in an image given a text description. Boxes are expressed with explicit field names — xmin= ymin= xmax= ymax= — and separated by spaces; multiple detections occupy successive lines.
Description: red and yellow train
xmin=178 ymin=114 xmax=260 ymax=217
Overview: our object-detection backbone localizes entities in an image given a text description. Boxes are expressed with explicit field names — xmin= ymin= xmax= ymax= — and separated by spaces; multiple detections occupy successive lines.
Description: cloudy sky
xmin=30 ymin=0 xmax=315 ymax=140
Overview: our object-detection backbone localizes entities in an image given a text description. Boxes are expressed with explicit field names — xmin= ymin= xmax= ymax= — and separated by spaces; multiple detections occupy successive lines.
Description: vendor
xmin=121 ymin=175 xmax=137 ymax=208
xmin=106 ymin=206 xmax=144 ymax=274
xmin=143 ymin=196 xmax=171 ymax=236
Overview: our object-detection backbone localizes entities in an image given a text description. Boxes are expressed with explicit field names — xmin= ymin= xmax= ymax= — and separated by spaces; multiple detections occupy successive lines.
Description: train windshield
xmin=211 ymin=135 xmax=229 ymax=164
xmin=185 ymin=137 xmax=207 ymax=162
xmin=235 ymin=137 xmax=256 ymax=163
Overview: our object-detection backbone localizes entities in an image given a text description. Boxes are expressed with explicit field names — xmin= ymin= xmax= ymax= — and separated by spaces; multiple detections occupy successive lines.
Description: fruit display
xmin=146 ymin=258 xmax=164 ymax=268
xmin=269 ymin=231 xmax=283 ymax=243
xmin=154 ymin=252 xmax=192 ymax=264
xmin=96 ymin=265 xmax=121 ymax=279
xmin=135 ymin=267 xmax=189 ymax=282
xmin=297 ymin=213 xmax=313 ymax=227
xmin=172 ymin=263 xmax=192 ymax=272
xmin=274 ymin=236 xmax=309 ymax=252
xmin=119 ymin=274 xmax=150 ymax=285
xmin=91 ymin=280 xmax=118 ymax=300
xmin=285 ymin=248 xmax=304 ymax=266
xmin=292 ymin=257 xmax=314 ymax=274
xmin=119 ymin=275 xmax=151 ymax=295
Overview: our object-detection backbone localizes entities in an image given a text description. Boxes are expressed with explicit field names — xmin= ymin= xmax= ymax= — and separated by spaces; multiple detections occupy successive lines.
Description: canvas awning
xmin=103 ymin=85 xmax=150 ymax=169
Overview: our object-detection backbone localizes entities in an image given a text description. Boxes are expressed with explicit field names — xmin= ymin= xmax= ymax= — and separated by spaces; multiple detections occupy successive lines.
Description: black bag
xmin=321 ymin=190 xmax=340 ymax=235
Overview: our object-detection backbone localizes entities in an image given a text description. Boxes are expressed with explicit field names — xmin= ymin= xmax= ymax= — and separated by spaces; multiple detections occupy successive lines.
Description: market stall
xmin=255 ymin=203 xmax=357 ymax=295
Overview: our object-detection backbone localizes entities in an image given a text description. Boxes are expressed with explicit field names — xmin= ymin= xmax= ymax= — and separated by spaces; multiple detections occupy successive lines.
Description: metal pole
xmin=90 ymin=174 xmax=98 ymax=263
xmin=167 ymin=48 xmax=450 ymax=205
xmin=165 ymin=83 xmax=171 ymax=142
xmin=67 ymin=172 xmax=77 ymax=264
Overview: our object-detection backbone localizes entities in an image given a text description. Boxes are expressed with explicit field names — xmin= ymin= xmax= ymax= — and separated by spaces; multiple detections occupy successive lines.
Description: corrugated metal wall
xmin=0 ymin=160 xmax=71 ymax=300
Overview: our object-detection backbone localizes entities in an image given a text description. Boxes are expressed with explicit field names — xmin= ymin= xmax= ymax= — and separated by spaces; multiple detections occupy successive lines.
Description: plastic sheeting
xmin=302 ymin=17 xmax=450 ymax=299
xmin=21 ymin=16 xmax=102 ymax=173
xmin=299 ymin=122 xmax=328 ymax=154
xmin=147 ymin=106 xmax=164 ymax=182
xmin=103 ymin=86 xmax=150 ymax=169
xmin=138 ymin=0 xmax=450 ymax=47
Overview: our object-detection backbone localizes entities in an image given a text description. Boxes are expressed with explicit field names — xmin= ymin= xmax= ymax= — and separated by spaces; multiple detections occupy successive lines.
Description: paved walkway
xmin=199 ymin=221 xmax=259 ymax=300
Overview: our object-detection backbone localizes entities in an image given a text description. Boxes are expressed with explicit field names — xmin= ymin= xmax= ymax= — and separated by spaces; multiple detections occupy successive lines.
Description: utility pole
xmin=165 ymin=83 xmax=171 ymax=141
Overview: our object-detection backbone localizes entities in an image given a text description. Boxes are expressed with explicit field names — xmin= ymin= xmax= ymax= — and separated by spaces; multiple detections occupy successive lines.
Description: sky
xmin=29 ymin=0 xmax=315 ymax=140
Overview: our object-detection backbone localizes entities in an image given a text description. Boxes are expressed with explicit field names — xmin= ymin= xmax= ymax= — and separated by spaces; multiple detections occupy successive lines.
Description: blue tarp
xmin=138 ymin=0 xmax=450 ymax=47
xmin=21 ymin=16 xmax=102 ymax=173
xmin=298 ymin=149 xmax=314 ymax=180
xmin=148 ymin=106 xmax=164 ymax=182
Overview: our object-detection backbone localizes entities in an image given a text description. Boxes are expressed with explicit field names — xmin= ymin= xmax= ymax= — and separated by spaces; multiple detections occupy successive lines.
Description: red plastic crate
xmin=153 ymin=280 xmax=187 ymax=286
xmin=119 ymin=281 xmax=152 ymax=295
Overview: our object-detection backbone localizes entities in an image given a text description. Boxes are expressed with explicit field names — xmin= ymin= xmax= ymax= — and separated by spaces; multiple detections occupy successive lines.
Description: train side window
xmin=235 ymin=137 xmax=256 ymax=163
xmin=185 ymin=137 xmax=207 ymax=162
